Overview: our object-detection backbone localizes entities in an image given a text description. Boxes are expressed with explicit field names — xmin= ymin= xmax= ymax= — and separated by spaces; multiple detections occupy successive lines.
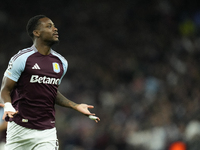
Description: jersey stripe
xmin=12 ymin=48 xmax=34 ymax=62
xmin=51 ymin=50 xmax=67 ymax=62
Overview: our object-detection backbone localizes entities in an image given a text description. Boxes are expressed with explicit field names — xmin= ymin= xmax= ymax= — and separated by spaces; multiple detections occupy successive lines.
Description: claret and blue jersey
xmin=4 ymin=45 xmax=68 ymax=130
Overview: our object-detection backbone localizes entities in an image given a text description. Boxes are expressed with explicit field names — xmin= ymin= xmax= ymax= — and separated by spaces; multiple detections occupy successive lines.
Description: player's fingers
xmin=5 ymin=111 xmax=18 ymax=118
xmin=94 ymin=117 xmax=100 ymax=123
xmin=87 ymin=105 xmax=94 ymax=109
xmin=12 ymin=111 xmax=18 ymax=117
xmin=96 ymin=117 xmax=100 ymax=122
xmin=95 ymin=118 xmax=100 ymax=123
xmin=84 ymin=113 xmax=95 ymax=117
xmin=89 ymin=115 xmax=100 ymax=123
xmin=8 ymin=112 xmax=14 ymax=118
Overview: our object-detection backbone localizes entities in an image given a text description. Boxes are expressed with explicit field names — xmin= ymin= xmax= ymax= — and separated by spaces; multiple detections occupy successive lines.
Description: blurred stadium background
xmin=1 ymin=0 xmax=200 ymax=150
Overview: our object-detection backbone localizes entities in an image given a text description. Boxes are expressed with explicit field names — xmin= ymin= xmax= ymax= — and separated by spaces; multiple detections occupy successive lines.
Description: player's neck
xmin=34 ymin=42 xmax=51 ymax=55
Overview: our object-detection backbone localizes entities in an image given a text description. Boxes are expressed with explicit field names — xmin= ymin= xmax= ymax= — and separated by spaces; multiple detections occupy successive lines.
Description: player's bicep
xmin=0 ymin=76 xmax=16 ymax=104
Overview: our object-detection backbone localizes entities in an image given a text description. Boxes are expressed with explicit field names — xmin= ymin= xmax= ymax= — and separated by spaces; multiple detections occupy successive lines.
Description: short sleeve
xmin=4 ymin=54 xmax=27 ymax=82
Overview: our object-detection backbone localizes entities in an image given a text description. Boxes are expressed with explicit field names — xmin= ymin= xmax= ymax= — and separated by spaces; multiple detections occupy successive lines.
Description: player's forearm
xmin=0 ymin=89 xmax=12 ymax=103
xmin=55 ymin=91 xmax=78 ymax=110
xmin=0 ymin=76 xmax=16 ymax=104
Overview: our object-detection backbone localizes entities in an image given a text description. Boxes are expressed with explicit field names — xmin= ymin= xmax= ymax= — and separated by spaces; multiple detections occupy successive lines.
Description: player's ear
xmin=33 ymin=30 xmax=40 ymax=38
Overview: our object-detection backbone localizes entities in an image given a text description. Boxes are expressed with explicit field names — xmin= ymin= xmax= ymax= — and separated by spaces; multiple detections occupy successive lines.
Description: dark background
xmin=1 ymin=0 xmax=200 ymax=149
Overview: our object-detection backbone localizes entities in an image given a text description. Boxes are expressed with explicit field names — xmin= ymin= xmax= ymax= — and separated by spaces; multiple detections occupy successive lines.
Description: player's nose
xmin=54 ymin=27 xmax=58 ymax=32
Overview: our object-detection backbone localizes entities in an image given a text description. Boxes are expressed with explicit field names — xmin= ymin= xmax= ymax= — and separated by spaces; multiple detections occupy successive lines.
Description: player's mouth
xmin=53 ymin=33 xmax=59 ymax=38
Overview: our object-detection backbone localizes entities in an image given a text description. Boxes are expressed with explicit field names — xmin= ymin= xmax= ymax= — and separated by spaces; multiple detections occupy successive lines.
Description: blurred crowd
xmin=1 ymin=0 xmax=200 ymax=150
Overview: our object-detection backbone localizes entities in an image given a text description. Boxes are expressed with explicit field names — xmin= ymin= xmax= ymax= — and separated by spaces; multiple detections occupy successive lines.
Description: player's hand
xmin=76 ymin=104 xmax=100 ymax=123
xmin=0 ymin=103 xmax=18 ymax=120
xmin=3 ymin=111 xmax=18 ymax=120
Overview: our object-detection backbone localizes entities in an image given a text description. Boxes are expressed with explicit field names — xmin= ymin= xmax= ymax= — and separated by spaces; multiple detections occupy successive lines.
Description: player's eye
xmin=47 ymin=25 xmax=52 ymax=28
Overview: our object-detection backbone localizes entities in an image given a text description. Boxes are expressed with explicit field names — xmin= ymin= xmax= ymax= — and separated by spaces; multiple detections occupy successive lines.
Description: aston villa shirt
xmin=4 ymin=45 xmax=68 ymax=130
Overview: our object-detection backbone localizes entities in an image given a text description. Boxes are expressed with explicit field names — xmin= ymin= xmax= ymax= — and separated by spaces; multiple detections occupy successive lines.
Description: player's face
xmin=37 ymin=17 xmax=59 ymax=45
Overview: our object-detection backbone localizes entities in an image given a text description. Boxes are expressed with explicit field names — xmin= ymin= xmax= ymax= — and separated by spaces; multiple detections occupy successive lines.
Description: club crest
xmin=52 ymin=62 xmax=60 ymax=73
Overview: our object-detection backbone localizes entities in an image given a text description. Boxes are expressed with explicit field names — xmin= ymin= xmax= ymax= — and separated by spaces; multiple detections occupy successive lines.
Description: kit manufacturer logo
xmin=32 ymin=63 xmax=40 ymax=69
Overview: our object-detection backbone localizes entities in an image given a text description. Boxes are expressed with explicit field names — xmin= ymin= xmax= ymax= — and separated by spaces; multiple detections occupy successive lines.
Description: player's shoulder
xmin=11 ymin=46 xmax=36 ymax=62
